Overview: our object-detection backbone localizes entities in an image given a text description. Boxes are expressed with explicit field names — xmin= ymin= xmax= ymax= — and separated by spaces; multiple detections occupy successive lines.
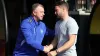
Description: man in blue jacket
xmin=13 ymin=3 xmax=53 ymax=56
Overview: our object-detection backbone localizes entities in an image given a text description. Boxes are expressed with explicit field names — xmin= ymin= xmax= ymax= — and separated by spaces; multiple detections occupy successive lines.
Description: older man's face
xmin=33 ymin=6 xmax=45 ymax=20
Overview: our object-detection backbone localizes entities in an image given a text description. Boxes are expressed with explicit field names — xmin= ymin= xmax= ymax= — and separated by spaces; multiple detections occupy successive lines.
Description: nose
xmin=43 ymin=12 xmax=45 ymax=15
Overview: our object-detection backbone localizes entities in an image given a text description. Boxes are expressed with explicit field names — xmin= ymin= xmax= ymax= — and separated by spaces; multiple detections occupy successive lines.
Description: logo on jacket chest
xmin=33 ymin=27 xmax=44 ymax=34
xmin=40 ymin=29 xmax=43 ymax=34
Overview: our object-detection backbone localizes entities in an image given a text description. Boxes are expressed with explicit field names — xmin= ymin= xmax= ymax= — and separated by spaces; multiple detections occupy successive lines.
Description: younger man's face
xmin=55 ymin=6 xmax=64 ymax=19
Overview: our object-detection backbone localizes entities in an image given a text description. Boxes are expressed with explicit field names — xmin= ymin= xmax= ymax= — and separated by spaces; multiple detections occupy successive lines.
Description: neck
xmin=32 ymin=14 xmax=38 ymax=22
xmin=62 ymin=12 xmax=69 ymax=20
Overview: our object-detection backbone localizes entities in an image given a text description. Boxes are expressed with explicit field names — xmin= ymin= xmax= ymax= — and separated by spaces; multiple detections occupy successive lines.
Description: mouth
xmin=41 ymin=16 xmax=43 ymax=18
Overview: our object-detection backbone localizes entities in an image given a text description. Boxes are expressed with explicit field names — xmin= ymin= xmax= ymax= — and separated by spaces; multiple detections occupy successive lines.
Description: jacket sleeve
xmin=21 ymin=20 xmax=44 ymax=51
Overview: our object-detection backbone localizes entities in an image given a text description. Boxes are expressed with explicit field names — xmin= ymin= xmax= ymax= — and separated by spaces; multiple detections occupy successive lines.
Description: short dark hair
xmin=55 ymin=1 xmax=69 ymax=10
xmin=32 ymin=3 xmax=44 ymax=11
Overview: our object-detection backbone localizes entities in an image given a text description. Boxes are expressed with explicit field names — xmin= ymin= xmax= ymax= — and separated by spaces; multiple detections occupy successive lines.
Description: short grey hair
xmin=32 ymin=3 xmax=44 ymax=11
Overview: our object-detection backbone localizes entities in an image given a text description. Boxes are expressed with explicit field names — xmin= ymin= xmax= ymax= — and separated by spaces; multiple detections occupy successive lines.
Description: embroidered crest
xmin=40 ymin=29 xmax=43 ymax=34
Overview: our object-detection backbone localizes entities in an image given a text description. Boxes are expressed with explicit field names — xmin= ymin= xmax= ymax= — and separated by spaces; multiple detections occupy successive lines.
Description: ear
xmin=32 ymin=11 xmax=36 ymax=15
xmin=62 ymin=7 xmax=65 ymax=12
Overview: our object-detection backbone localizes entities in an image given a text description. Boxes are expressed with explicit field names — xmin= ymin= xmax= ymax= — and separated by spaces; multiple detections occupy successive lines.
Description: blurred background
xmin=0 ymin=0 xmax=100 ymax=56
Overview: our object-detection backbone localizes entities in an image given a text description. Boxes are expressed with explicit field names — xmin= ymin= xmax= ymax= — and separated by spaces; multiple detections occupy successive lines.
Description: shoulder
xmin=22 ymin=15 xmax=36 ymax=24
xmin=21 ymin=17 xmax=31 ymax=27
xmin=67 ymin=16 xmax=79 ymax=28
xmin=68 ymin=16 xmax=77 ymax=23
xmin=56 ymin=20 xmax=61 ymax=26
xmin=21 ymin=17 xmax=30 ymax=23
xmin=56 ymin=20 xmax=61 ymax=24
xmin=39 ymin=21 xmax=46 ymax=27
xmin=67 ymin=17 xmax=78 ymax=25
xmin=40 ymin=21 xmax=45 ymax=25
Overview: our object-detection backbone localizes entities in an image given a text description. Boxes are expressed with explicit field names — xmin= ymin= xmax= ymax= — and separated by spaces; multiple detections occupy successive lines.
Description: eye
xmin=40 ymin=11 xmax=44 ymax=13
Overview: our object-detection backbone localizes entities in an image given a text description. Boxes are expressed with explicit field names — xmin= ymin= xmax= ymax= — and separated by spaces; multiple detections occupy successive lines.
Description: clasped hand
xmin=43 ymin=45 xmax=57 ymax=56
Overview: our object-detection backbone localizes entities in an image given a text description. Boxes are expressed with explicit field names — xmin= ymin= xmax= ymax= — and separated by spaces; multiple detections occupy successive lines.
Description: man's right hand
xmin=43 ymin=46 xmax=51 ymax=53
xmin=43 ymin=45 xmax=53 ymax=53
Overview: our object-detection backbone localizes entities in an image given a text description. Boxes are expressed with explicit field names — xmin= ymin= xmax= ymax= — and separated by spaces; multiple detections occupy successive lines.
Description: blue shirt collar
xmin=30 ymin=15 xmax=40 ymax=25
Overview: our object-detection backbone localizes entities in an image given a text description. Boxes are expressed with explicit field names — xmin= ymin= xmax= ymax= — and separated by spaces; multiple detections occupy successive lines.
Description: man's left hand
xmin=47 ymin=50 xmax=57 ymax=56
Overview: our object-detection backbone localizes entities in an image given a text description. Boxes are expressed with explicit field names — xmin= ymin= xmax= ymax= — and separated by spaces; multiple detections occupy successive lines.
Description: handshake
xmin=43 ymin=45 xmax=57 ymax=56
